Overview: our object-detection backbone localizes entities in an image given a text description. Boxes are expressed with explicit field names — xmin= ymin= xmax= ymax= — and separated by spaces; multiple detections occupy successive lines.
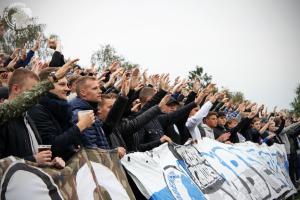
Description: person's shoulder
xmin=68 ymin=97 xmax=88 ymax=110
xmin=28 ymin=104 xmax=50 ymax=119
xmin=28 ymin=104 xmax=46 ymax=113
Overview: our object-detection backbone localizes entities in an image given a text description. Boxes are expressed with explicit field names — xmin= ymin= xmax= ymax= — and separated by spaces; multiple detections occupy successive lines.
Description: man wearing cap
xmin=214 ymin=111 xmax=228 ymax=139
xmin=161 ymin=97 xmax=188 ymax=145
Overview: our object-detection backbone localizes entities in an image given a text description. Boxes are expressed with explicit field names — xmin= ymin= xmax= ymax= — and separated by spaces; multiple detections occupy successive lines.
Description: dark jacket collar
xmin=39 ymin=92 xmax=72 ymax=131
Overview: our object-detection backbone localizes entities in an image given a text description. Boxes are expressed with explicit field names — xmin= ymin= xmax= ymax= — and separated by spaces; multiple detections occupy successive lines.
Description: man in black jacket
xmin=29 ymin=68 xmax=95 ymax=161
xmin=161 ymin=92 xmax=207 ymax=145
xmin=0 ymin=68 xmax=64 ymax=167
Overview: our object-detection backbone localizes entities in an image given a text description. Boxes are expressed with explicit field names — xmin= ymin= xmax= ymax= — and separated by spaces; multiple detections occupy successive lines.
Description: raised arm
xmin=185 ymin=101 xmax=213 ymax=129
xmin=0 ymin=59 xmax=79 ymax=125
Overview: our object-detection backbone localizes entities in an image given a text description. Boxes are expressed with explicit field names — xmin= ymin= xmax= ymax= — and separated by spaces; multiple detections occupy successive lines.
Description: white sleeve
xmin=185 ymin=101 xmax=213 ymax=129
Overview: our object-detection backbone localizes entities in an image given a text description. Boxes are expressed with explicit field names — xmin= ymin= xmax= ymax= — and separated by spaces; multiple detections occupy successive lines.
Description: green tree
xmin=188 ymin=65 xmax=212 ymax=88
xmin=291 ymin=83 xmax=300 ymax=117
xmin=231 ymin=91 xmax=245 ymax=104
xmin=91 ymin=44 xmax=139 ymax=70
xmin=220 ymin=87 xmax=245 ymax=104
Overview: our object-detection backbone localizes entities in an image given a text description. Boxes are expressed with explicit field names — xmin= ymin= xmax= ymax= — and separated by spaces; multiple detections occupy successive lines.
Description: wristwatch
xmin=49 ymin=72 xmax=58 ymax=82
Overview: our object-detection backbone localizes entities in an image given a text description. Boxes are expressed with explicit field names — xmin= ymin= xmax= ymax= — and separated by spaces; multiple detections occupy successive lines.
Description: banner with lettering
xmin=121 ymin=138 xmax=296 ymax=200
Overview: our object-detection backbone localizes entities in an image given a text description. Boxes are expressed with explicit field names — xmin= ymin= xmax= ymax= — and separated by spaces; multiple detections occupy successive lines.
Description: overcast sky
xmin=1 ymin=0 xmax=300 ymax=109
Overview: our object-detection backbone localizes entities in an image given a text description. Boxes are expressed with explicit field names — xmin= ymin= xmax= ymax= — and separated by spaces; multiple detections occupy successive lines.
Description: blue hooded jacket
xmin=69 ymin=97 xmax=110 ymax=149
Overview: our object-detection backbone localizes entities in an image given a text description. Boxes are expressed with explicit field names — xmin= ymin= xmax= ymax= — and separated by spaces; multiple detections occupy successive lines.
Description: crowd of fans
xmin=1 ymin=26 xmax=300 ymax=192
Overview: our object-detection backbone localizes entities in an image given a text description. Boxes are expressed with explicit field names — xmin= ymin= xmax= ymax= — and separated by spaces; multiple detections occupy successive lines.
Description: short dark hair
xmin=8 ymin=68 xmax=39 ymax=93
xmin=205 ymin=112 xmax=218 ymax=120
xmin=99 ymin=93 xmax=118 ymax=107
xmin=139 ymin=87 xmax=155 ymax=103
xmin=251 ymin=117 xmax=260 ymax=124
xmin=38 ymin=67 xmax=58 ymax=81
xmin=75 ymin=76 xmax=97 ymax=96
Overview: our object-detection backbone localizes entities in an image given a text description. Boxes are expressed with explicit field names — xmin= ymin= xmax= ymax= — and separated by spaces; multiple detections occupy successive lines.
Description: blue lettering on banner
xmin=199 ymin=143 xmax=295 ymax=199
xmin=200 ymin=146 xmax=272 ymax=199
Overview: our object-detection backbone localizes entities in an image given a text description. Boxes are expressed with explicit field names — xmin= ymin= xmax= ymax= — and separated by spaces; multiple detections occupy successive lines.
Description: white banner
xmin=122 ymin=138 xmax=296 ymax=200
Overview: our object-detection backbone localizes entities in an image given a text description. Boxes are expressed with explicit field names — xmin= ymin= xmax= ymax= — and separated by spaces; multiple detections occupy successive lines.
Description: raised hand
xmin=192 ymin=78 xmax=201 ymax=93
xmin=31 ymin=59 xmax=45 ymax=75
xmin=104 ymin=70 xmax=118 ymax=88
xmin=159 ymin=94 xmax=171 ymax=109
xmin=257 ymin=104 xmax=264 ymax=113
xmin=178 ymin=79 xmax=189 ymax=92
xmin=248 ymin=105 xmax=259 ymax=119
xmin=121 ymin=78 xmax=130 ymax=96
xmin=21 ymin=44 xmax=27 ymax=60
xmin=54 ymin=58 xmax=79 ymax=80
xmin=10 ymin=48 xmax=21 ymax=59
xmin=159 ymin=74 xmax=170 ymax=92
xmin=246 ymin=102 xmax=257 ymax=110
xmin=129 ymin=68 xmax=140 ymax=89
xmin=194 ymin=90 xmax=207 ymax=105
xmin=142 ymin=69 xmax=148 ymax=84
xmin=109 ymin=61 xmax=119 ymax=72
xmin=209 ymin=92 xmax=222 ymax=104
xmin=279 ymin=111 xmax=287 ymax=120
xmin=98 ymin=70 xmax=109 ymax=79
xmin=131 ymin=102 xmax=142 ymax=113
xmin=221 ymin=97 xmax=229 ymax=103
xmin=7 ymin=56 xmax=18 ymax=71
xmin=32 ymin=33 xmax=41 ymax=51
xmin=172 ymin=80 xmax=183 ymax=93
xmin=134 ymin=83 xmax=144 ymax=91
xmin=237 ymin=102 xmax=246 ymax=113
xmin=173 ymin=76 xmax=180 ymax=86
xmin=206 ymin=83 xmax=216 ymax=93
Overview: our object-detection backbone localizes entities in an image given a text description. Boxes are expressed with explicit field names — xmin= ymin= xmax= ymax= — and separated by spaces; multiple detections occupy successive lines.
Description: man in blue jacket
xmin=70 ymin=76 xmax=126 ymax=157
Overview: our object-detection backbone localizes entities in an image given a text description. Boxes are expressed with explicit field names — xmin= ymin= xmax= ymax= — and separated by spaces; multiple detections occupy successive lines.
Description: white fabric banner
xmin=122 ymin=138 xmax=296 ymax=200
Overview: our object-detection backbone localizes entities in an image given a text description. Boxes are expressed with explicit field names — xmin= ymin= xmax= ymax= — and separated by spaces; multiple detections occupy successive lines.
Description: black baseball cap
xmin=217 ymin=111 xmax=226 ymax=118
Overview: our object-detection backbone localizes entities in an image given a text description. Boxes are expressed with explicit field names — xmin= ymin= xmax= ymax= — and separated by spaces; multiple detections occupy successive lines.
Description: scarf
xmin=39 ymin=92 xmax=73 ymax=131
